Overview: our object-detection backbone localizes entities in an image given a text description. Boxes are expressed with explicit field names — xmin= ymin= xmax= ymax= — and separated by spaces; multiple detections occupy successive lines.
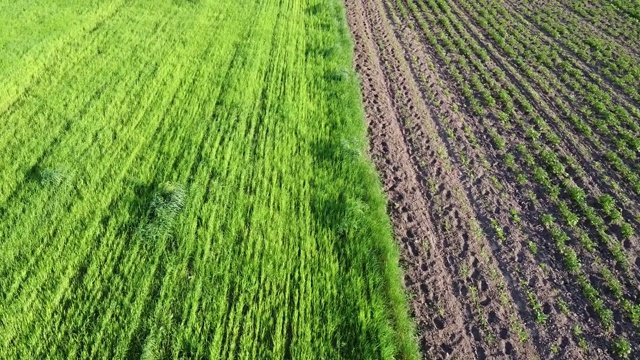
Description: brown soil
xmin=345 ymin=0 xmax=640 ymax=359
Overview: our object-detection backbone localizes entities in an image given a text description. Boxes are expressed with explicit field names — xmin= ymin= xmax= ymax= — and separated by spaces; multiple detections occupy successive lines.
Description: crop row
xmin=508 ymin=1 xmax=640 ymax=105
xmin=566 ymin=1 xmax=640 ymax=51
xmin=465 ymin=0 xmax=640 ymax=169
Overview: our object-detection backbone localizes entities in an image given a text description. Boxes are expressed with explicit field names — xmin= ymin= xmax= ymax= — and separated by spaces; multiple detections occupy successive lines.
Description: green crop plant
xmin=489 ymin=130 xmax=506 ymax=150
xmin=541 ymin=214 xmax=555 ymax=228
xmin=524 ymin=286 xmax=548 ymax=324
xmin=612 ymin=338 xmax=631 ymax=359
xmin=573 ymin=324 xmax=582 ymax=337
xmin=527 ymin=241 xmax=538 ymax=255
xmin=557 ymin=298 xmax=570 ymax=315
xmin=599 ymin=194 xmax=616 ymax=215
xmin=601 ymin=267 xmax=623 ymax=300
xmin=509 ymin=208 xmax=521 ymax=223
xmin=622 ymin=301 xmax=640 ymax=327
xmin=579 ymin=233 xmax=596 ymax=253
xmin=620 ymin=223 xmax=634 ymax=239
xmin=491 ymin=219 xmax=506 ymax=242
xmin=562 ymin=247 xmax=581 ymax=273
xmin=558 ymin=201 xmax=580 ymax=228
xmin=578 ymin=275 xmax=614 ymax=332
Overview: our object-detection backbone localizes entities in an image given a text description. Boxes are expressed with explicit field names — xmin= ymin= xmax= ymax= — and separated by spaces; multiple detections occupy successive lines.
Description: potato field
xmin=345 ymin=0 xmax=640 ymax=358
xmin=2 ymin=0 xmax=640 ymax=359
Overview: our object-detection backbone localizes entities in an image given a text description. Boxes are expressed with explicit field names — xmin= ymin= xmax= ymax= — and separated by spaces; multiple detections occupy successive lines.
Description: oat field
xmin=0 ymin=1 xmax=417 ymax=358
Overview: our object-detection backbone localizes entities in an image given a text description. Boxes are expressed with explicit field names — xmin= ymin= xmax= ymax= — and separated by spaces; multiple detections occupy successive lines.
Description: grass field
xmin=0 ymin=0 xmax=418 ymax=358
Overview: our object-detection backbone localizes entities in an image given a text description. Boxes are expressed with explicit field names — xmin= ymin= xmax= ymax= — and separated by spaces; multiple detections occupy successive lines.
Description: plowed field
xmin=346 ymin=0 xmax=640 ymax=359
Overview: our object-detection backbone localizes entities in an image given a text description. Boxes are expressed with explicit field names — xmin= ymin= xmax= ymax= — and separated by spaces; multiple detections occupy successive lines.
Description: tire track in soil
xmin=345 ymin=0 xmax=540 ymax=358
xmin=344 ymin=1 xmax=476 ymax=358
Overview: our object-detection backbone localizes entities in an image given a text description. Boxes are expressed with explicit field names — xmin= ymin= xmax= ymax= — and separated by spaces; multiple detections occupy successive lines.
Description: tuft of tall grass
xmin=141 ymin=182 xmax=187 ymax=240
xmin=39 ymin=168 xmax=66 ymax=187
xmin=149 ymin=182 xmax=186 ymax=219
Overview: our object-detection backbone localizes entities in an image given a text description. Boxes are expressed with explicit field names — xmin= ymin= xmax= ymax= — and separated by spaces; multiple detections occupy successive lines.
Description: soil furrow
xmin=345 ymin=0 xmax=482 ymax=358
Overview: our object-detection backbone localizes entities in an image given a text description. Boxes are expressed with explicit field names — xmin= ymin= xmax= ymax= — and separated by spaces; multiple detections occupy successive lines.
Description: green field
xmin=0 ymin=0 xmax=417 ymax=358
